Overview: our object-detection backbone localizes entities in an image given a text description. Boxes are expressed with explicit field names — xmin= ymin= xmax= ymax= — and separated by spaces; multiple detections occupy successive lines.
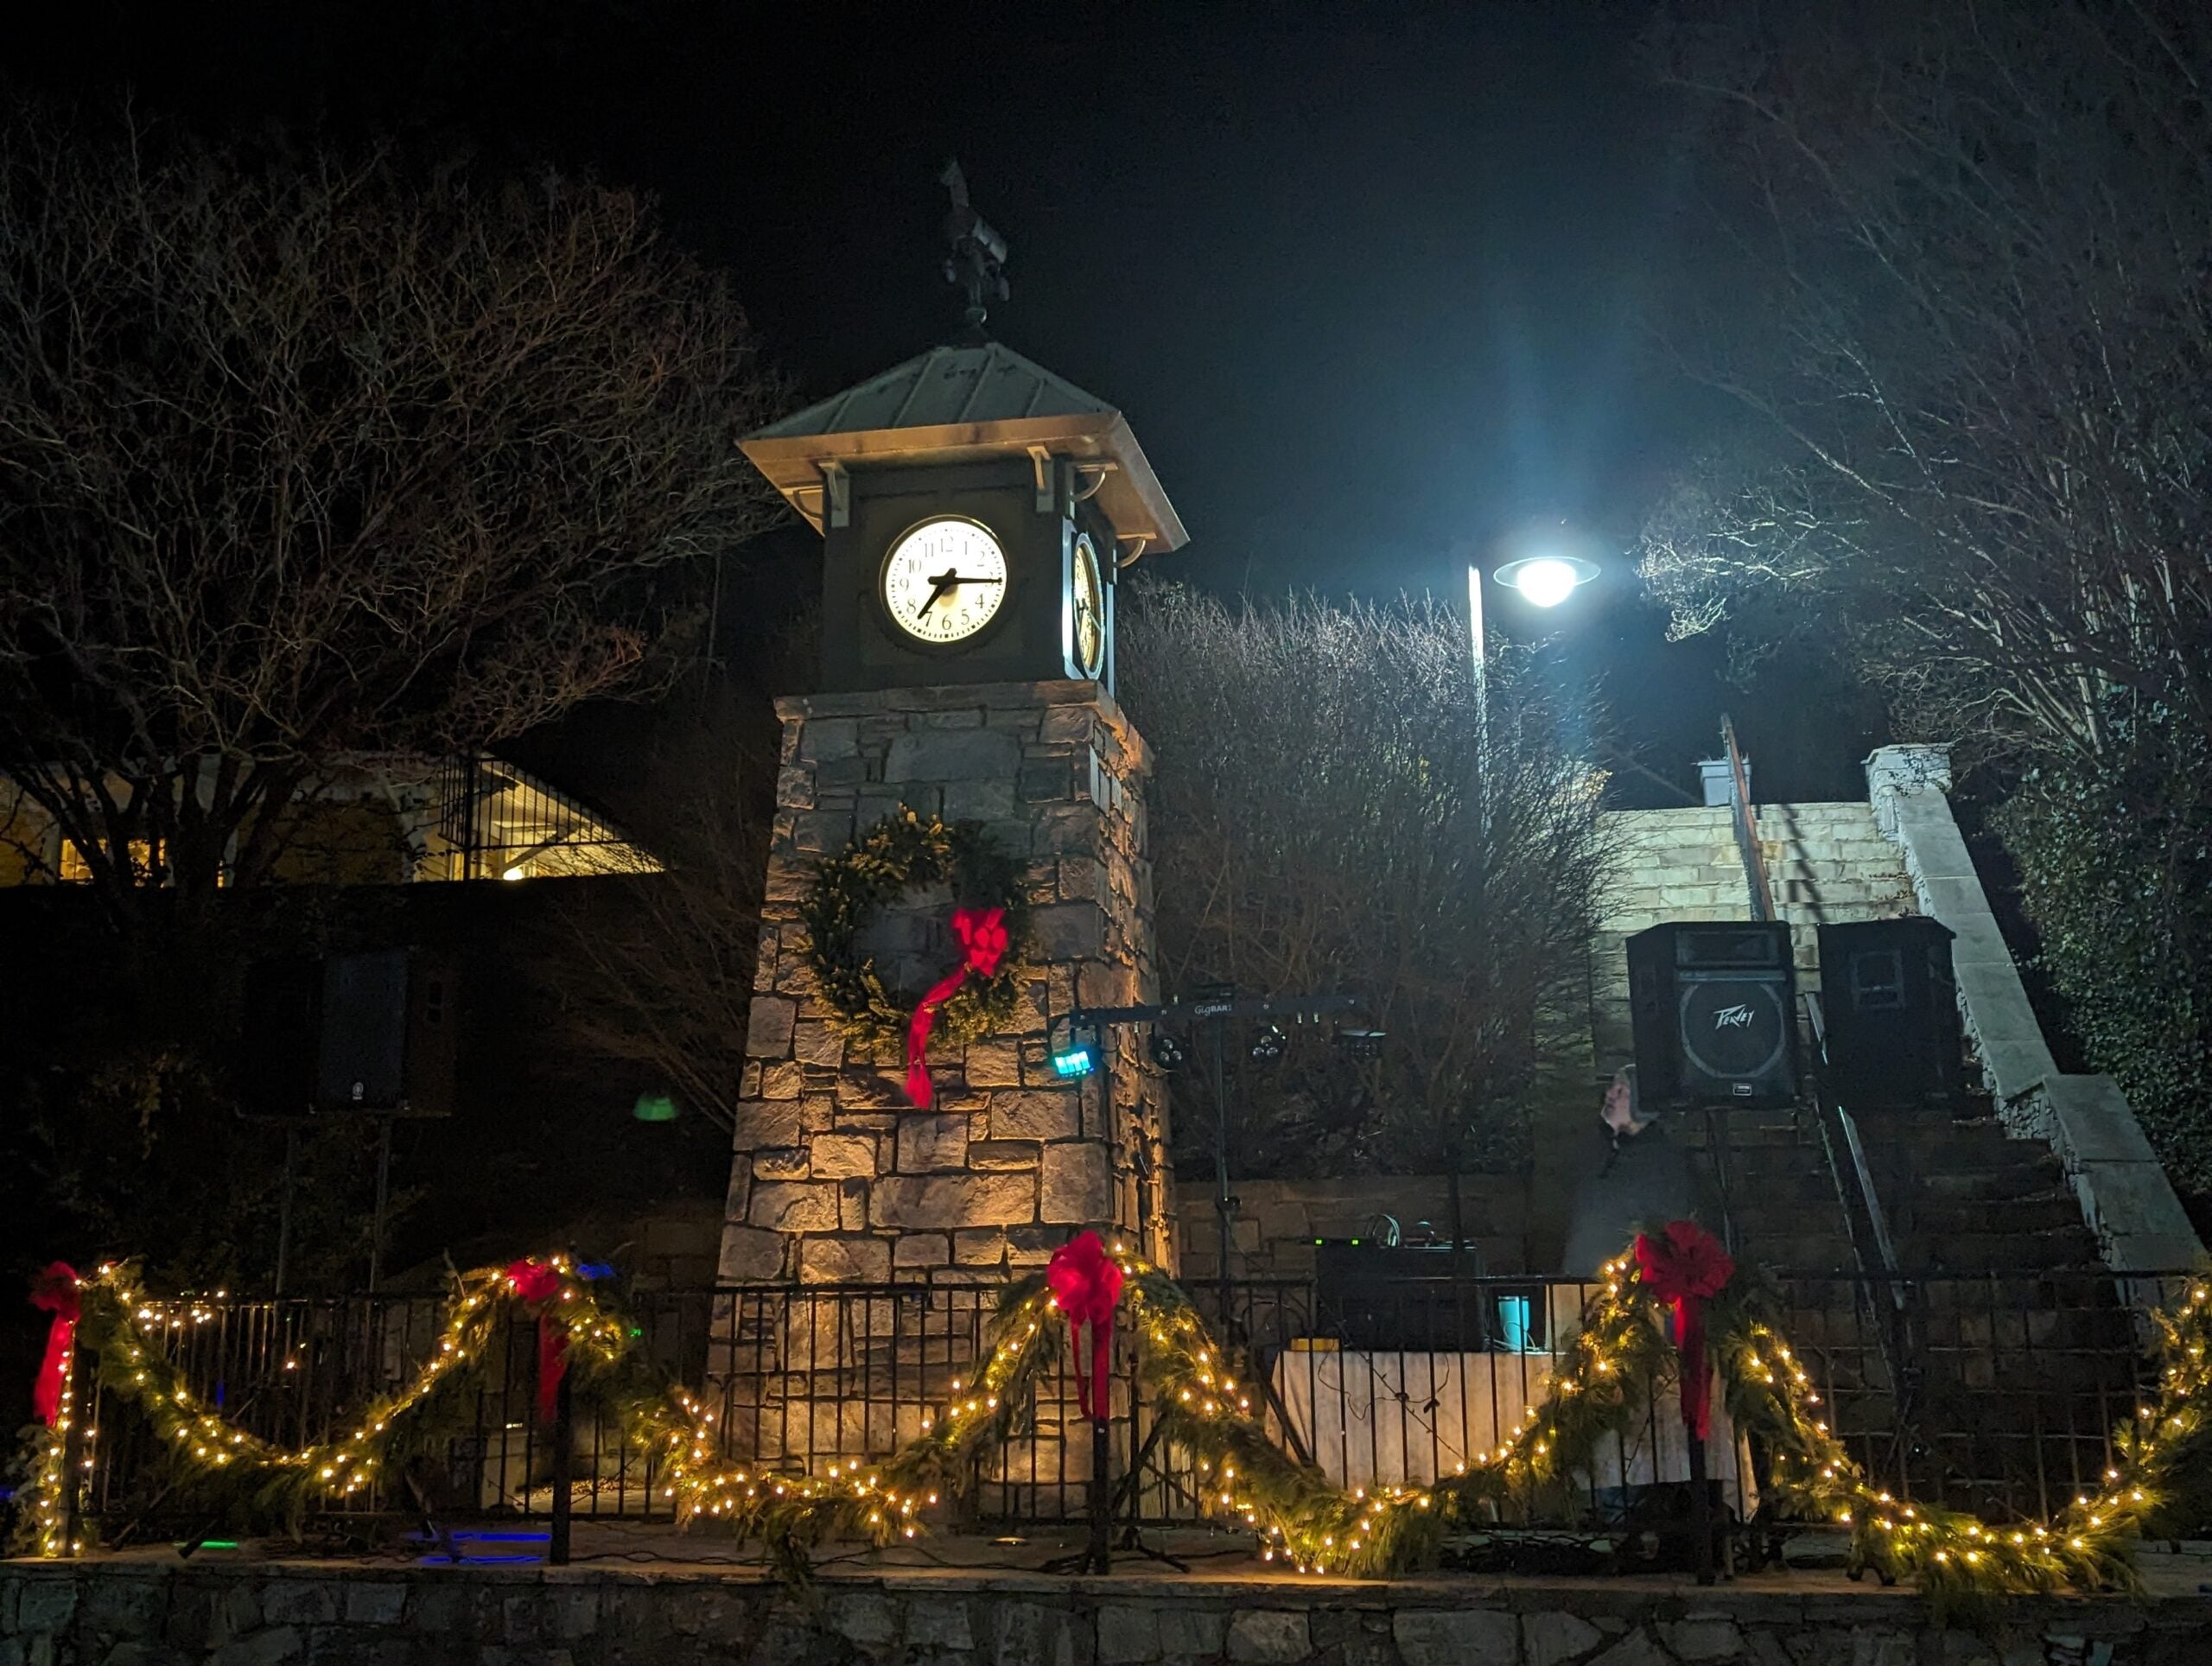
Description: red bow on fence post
xmin=1046 ymin=1232 xmax=1124 ymax=1421
xmin=904 ymin=906 xmax=1009 ymax=1110
xmin=1632 ymin=1220 xmax=1735 ymax=1441
xmin=29 ymin=1262 xmax=81 ymax=1428
xmin=505 ymin=1259 xmax=569 ymax=1423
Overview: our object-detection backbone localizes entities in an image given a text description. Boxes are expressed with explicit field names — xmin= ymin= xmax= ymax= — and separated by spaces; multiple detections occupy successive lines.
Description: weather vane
xmin=940 ymin=159 xmax=1009 ymax=340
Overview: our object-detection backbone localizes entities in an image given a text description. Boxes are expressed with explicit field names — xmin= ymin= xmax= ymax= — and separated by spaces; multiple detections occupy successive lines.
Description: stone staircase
xmin=1680 ymin=1100 xmax=2139 ymax=1518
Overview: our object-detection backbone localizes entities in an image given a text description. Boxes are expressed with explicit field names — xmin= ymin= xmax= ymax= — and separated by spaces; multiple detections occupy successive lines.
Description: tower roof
xmin=741 ymin=342 xmax=1187 ymax=554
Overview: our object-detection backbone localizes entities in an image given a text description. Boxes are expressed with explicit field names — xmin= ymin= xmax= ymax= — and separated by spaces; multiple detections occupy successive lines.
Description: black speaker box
xmin=1627 ymin=921 xmax=1799 ymax=1109
xmin=241 ymin=951 xmax=458 ymax=1118
xmin=1817 ymin=918 xmax=1961 ymax=1107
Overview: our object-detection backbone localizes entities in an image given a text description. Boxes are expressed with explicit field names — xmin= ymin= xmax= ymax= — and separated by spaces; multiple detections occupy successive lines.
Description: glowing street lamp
xmin=1493 ymin=553 xmax=1599 ymax=609
xmin=1468 ymin=550 xmax=1599 ymax=677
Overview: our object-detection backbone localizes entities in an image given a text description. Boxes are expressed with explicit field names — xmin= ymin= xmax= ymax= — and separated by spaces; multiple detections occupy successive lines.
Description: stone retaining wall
xmin=3 ymin=1563 xmax=2208 ymax=1666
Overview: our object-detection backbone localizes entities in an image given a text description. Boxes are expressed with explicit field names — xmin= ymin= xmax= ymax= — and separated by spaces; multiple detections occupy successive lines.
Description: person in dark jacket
xmin=1560 ymin=1065 xmax=1694 ymax=1278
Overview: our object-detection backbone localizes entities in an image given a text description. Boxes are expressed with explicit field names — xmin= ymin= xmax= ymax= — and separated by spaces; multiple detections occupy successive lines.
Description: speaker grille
xmin=1676 ymin=976 xmax=1789 ymax=1083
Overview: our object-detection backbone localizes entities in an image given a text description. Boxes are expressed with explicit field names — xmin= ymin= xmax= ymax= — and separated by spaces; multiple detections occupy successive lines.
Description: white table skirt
xmin=1271 ymin=1348 xmax=1749 ymax=1499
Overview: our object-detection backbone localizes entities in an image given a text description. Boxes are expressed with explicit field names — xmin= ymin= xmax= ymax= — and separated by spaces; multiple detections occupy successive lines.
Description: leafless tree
xmin=1639 ymin=2 xmax=2212 ymax=765
xmin=1118 ymin=584 xmax=1615 ymax=1245
xmin=0 ymin=99 xmax=781 ymax=919
xmin=530 ymin=696 xmax=778 ymax=1138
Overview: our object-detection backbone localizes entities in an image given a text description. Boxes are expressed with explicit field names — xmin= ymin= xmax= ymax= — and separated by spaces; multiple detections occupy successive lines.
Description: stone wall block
xmin=963 ymin=1039 xmax=1024 ymax=1088
xmin=733 ymin=1100 xmax=804 ymax=1149
xmin=747 ymin=1182 xmax=841 ymax=1234
xmin=791 ymin=1022 xmax=845 ymax=1068
xmin=991 ymin=1090 xmax=1080 ymax=1142
xmin=800 ymin=717 xmax=860 ymax=762
xmin=1029 ymin=902 xmax=1105 ymax=959
xmin=798 ymin=1235 xmax=892 ymax=1283
xmin=1040 ymin=1142 xmax=1112 ymax=1224
xmin=945 ymin=779 xmax=1018 ymax=821
xmin=895 ymin=1113 xmax=972 ymax=1173
xmin=872 ymin=1173 xmax=1036 ymax=1230
xmin=885 ymin=728 xmax=1022 ymax=783
xmin=807 ymin=1133 xmax=878 ymax=1180
xmin=746 ymin=996 xmax=797 ymax=1059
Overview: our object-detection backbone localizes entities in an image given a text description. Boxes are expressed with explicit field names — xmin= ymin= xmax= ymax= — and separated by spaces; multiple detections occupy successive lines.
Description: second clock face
xmin=1071 ymin=532 xmax=1105 ymax=677
xmin=881 ymin=517 xmax=1009 ymax=645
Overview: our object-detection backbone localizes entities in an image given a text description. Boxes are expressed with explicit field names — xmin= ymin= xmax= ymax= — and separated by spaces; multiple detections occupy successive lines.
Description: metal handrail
xmin=1719 ymin=714 xmax=1777 ymax=922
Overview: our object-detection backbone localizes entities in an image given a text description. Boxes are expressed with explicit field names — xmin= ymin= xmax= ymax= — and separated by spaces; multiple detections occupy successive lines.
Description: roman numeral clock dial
xmin=880 ymin=517 xmax=1008 ymax=645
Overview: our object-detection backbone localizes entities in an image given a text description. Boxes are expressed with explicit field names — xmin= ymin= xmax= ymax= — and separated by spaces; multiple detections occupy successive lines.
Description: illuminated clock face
xmin=880 ymin=517 xmax=1008 ymax=645
xmin=1070 ymin=532 xmax=1105 ymax=677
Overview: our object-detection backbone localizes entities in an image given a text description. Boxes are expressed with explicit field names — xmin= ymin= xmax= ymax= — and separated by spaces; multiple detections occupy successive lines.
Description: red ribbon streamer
xmin=505 ymin=1259 xmax=568 ymax=1423
xmin=30 ymin=1262 xmax=81 ymax=1428
xmin=1046 ymin=1231 xmax=1124 ymax=1421
xmin=1632 ymin=1220 xmax=1735 ymax=1442
xmin=904 ymin=906 xmax=1009 ymax=1110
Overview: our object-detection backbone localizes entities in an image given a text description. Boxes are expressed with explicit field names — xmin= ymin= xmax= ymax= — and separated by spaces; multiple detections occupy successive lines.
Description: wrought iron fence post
xmin=550 ymin=1352 xmax=574 ymax=1566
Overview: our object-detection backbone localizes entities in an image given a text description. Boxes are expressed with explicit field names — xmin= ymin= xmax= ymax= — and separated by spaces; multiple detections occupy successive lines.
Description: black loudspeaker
xmin=241 ymin=951 xmax=458 ymax=1118
xmin=1817 ymin=918 xmax=1961 ymax=1107
xmin=1627 ymin=921 xmax=1800 ymax=1109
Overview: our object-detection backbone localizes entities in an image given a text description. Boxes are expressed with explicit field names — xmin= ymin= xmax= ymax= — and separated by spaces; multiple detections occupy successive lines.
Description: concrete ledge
xmin=1864 ymin=747 xmax=2206 ymax=1277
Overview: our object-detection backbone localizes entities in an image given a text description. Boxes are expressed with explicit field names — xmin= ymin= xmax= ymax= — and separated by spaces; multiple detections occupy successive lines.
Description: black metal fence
xmin=60 ymin=1267 xmax=2183 ymax=1548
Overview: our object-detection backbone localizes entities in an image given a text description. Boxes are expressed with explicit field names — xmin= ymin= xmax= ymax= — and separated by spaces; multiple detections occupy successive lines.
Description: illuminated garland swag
xmin=18 ymin=1240 xmax=2212 ymax=1608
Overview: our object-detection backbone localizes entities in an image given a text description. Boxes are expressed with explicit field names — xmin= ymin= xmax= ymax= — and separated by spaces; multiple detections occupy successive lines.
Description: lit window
xmin=59 ymin=839 xmax=161 ymax=884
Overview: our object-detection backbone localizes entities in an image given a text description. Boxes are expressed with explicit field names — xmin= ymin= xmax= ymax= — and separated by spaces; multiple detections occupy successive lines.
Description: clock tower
xmin=718 ymin=340 xmax=1187 ymax=1291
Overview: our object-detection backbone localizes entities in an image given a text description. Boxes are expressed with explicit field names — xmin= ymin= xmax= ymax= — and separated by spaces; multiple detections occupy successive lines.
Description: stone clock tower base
xmin=717 ymin=677 xmax=1174 ymax=1286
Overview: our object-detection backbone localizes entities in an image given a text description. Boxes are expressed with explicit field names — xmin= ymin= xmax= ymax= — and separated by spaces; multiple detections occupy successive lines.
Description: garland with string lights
xmin=15 ymin=1235 xmax=2212 ymax=1606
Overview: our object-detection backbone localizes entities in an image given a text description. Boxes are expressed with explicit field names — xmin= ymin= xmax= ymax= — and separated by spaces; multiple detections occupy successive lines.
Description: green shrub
xmin=1994 ymin=704 xmax=2212 ymax=1199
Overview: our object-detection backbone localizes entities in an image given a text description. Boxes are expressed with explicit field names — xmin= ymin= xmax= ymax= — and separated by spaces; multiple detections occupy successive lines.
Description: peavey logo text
xmin=1711 ymin=1003 xmax=1755 ymax=1030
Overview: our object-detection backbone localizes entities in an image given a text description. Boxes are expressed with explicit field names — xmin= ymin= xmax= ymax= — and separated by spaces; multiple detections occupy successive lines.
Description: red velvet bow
xmin=1046 ymin=1231 xmax=1123 ymax=1421
xmin=904 ymin=906 xmax=1009 ymax=1110
xmin=1633 ymin=1220 xmax=1735 ymax=1442
xmin=29 ymin=1262 xmax=81 ymax=1428
xmin=505 ymin=1259 xmax=568 ymax=1422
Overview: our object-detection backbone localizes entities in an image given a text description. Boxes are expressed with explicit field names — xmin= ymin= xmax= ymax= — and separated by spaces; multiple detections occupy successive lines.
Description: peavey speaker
xmin=1627 ymin=921 xmax=1799 ymax=1109
xmin=1817 ymin=918 xmax=1961 ymax=1107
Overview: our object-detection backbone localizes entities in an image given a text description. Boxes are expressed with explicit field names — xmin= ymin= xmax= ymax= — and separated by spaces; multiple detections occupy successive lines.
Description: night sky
xmin=17 ymin=0 xmax=1885 ymax=800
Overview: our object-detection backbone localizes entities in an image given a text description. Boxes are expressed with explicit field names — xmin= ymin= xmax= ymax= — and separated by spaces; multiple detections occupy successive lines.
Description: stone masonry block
xmin=732 ymin=1101 xmax=803 ymax=1149
xmin=1039 ymin=1142 xmax=1112 ymax=1224
xmin=968 ymin=1141 xmax=1040 ymax=1170
xmin=885 ymin=728 xmax=1021 ymax=782
xmin=1029 ymin=901 xmax=1105 ymax=958
xmin=800 ymin=718 xmax=860 ymax=761
xmin=747 ymin=1182 xmax=842 ymax=1234
xmin=894 ymin=1234 xmax=951 ymax=1267
xmin=991 ymin=1089 xmax=1080 ymax=1141
xmin=895 ymin=1113 xmax=971 ymax=1173
xmin=746 ymin=996 xmax=796 ymax=1058
xmin=807 ymin=1134 xmax=878 ymax=1180
xmin=963 ymin=1038 xmax=1024 ymax=1087
xmin=798 ymin=1236 xmax=892 ymax=1283
xmin=944 ymin=779 xmax=1018 ymax=820
xmin=873 ymin=1173 xmax=1036 ymax=1229
xmin=791 ymin=1022 xmax=845 ymax=1068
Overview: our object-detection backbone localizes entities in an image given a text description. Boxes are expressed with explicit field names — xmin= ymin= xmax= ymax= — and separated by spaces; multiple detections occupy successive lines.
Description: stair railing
xmin=1719 ymin=714 xmax=1777 ymax=922
xmin=1803 ymin=990 xmax=1923 ymax=1481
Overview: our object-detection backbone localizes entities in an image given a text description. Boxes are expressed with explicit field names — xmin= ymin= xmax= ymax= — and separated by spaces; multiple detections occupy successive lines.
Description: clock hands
xmin=916 ymin=567 xmax=1005 ymax=619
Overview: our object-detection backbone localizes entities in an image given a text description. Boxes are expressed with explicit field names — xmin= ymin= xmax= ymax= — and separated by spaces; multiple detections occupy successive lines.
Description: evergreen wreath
xmin=798 ymin=805 xmax=1032 ymax=1052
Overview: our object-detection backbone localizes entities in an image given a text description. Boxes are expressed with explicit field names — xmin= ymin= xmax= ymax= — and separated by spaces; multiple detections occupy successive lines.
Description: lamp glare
xmin=1506 ymin=557 xmax=1580 ymax=607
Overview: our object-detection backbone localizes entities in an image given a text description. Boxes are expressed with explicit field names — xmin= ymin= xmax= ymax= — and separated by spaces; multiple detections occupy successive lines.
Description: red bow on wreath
xmin=1046 ymin=1231 xmax=1123 ymax=1421
xmin=505 ymin=1258 xmax=569 ymax=1423
xmin=29 ymin=1262 xmax=81 ymax=1428
xmin=905 ymin=906 xmax=1009 ymax=1110
xmin=1632 ymin=1220 xmax=1735 ymax=1442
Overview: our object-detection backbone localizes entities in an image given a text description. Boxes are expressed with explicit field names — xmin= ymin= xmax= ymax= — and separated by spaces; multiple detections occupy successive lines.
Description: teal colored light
xmin=1051 ymin=1046 xmax=1096 ymax=1078
xmin=632 ymin=1092 xmax=678 ymax=1123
